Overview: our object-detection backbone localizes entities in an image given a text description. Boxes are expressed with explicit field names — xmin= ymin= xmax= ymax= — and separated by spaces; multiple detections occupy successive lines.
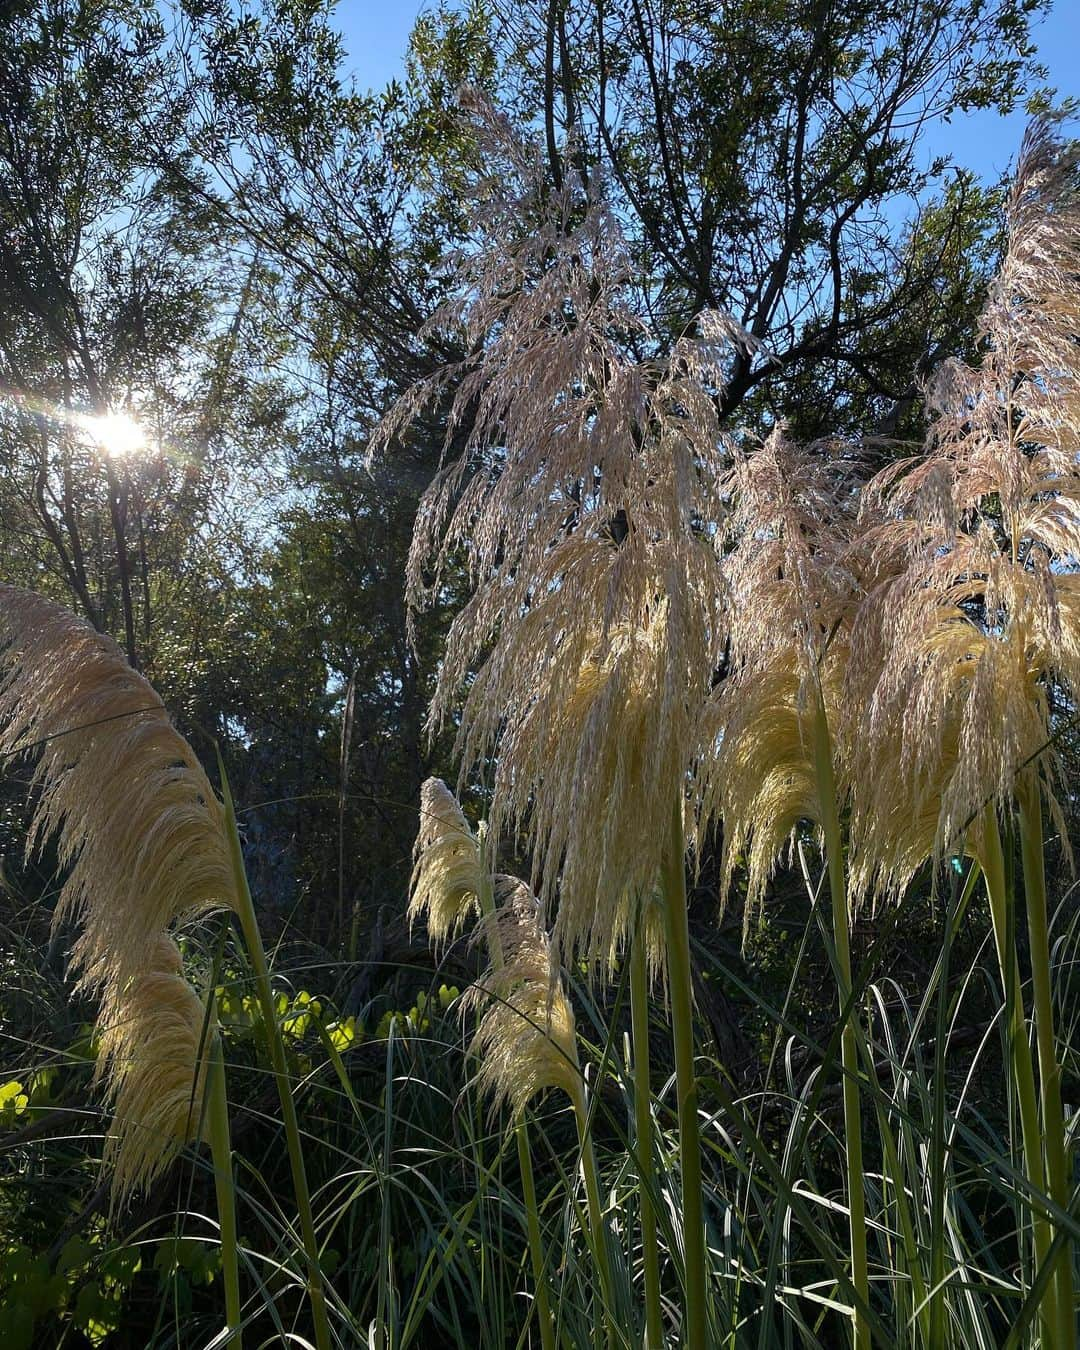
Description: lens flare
xmin=84 ymin=411 xmax=146 ymax=459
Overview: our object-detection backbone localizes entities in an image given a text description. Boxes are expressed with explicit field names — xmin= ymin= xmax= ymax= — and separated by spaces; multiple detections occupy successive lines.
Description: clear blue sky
xmin=334 ymin=0 xmax=1079 ymax=185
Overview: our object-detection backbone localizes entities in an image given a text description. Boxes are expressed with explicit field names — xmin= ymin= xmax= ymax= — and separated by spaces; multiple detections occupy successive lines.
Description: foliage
xmin=1 ymin=1 xmax=1079 ymax=1348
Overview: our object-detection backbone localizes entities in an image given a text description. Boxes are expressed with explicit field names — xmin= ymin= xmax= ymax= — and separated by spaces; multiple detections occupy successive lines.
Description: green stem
xmin=661 ymin=796 xmax=707 ymax=1350
xmin=864 ymin=1062 xmax=927 ymax=1345
xmin=516 ymin=1121 xmax=557 ymax=1350
xmin=1017 ymin=778 xmax=1076 ymax=1350
xmin=630 ymin=916 xmax=663 ymax=1349
xmin=810 ymin=693 xmax=869 ymax=1350
xmin=475 ymin=834 xmax=555 ymax=1350
xmin=219 ymin=759 xmax=333 ymax=1350
xmin=981 ymin=805 xmax=1056 ymax=1341
xmin=928 ymin=873 xmax=955 ymax=1350
xmin=206 ymin=1032 xmax=242 ymax=1349
xmin=569 ymin=1078 xmax=617 ymax=1345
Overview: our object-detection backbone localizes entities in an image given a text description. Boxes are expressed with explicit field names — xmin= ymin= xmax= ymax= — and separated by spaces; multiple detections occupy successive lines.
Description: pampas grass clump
xmin=0 ymin=585 xmax=237 ymax=1196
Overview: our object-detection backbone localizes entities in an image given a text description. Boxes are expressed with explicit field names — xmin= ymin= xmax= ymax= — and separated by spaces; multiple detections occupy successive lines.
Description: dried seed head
xmin=471 ymin=602 xmax=712 ymax=968
xmin=850 ymin=604 xmax=1057 ymax=903
xmin=464 ymin=877 xmax=579 ymax=1118
xmin=921 ymin=117 xmax=1080 ymax=529
xmin=0 ymin=587 xmax=236 ymax=1195
xmin=97 ymin=935 xmax=210 ymax=1200
xmin=373 ymin=98 xmax=743 ymax=966
xmin=722 ymin=427 xmax=863 ymax=678
xmin=697 ymin=430 xmax=866 ymax=933
xmin=851 ymin=117 xmax=1080 ymax=887
xmin=0 ymin=587 xmax=237 ymax=995
xmin=701 ymin=647 xmax=849 ymax=938
xmin=410 ymin=777 xmax=484 ymax=942
xmin=847 ymin=666 xmax=985 ymax=908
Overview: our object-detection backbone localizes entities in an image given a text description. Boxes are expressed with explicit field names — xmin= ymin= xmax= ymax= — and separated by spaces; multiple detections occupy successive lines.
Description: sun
xmin=83 ymin=410 xmax=147 ymax=459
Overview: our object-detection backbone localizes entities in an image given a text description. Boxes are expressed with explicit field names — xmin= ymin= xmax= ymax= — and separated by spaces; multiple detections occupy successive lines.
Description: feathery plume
xmin=0 ymin=586 xmax=237 ymax=1195
xmin=466 ymin=597 xmax=714 ymax=967
xmin=373 ymin=96 xmax=748 ymax=964
xmin=720 ymin=426 xmax=864 ymax=677
xmin=697 ymin=429 xmax=867 ymax=925
xmin=0 ymin=587 xmax=237 ymax=995
xmin=850 ymin=116 xmax=1080 ymax=890
xmin=97 ymin=935 xmax=211 ymax=1199
xmin=849 ymin=606 xmax=1049 ymax=901
xmin=464 ymin=877 xmax=579 ymax=1119
xmin=700 ymin=648 xmax=845 ymax=936
xmin=410 ymin=777 xmax=484 ymax=942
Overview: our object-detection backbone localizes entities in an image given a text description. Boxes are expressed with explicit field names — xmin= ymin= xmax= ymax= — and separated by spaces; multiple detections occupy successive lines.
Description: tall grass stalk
xmin=475 ymin=840 xmax=556 ymax=1350
xmin=218 ymin=755 xmax=333 ymax=1350
xmin=568 ymin=1076 xmax=617 ymax=1344
xmin=206 ymin=1030 xmax=242 ymax=1349
xmin=853 ymin=992 xmax=927 ymax=1346
xmin=630 ymin=914 xmax=663 ymax=1349
xmin=1017 ymin=774 xmax=1076 ymax=1349
xmin=514 ymin=1119 xmax=556 ymax=1350
xmin=661 ymin=795 xmax=707 ymax=1350
xmin=980 ymin=804 xmax=1055 ymax=1342
xmin=809 ymin=691 xmax=869 ymax=1350
xmin=928 ymin=862 xmax=961 ymax=1350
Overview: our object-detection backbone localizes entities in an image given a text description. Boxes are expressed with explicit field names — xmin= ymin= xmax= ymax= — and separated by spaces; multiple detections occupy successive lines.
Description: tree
xmin=0 ymin=0 xmax=256 ymax=670
xmin=450 ymin=0 xmax=1049 ymax=433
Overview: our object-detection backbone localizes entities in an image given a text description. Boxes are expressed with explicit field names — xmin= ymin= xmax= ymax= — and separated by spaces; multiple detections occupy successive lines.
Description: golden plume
xmin=849 ymin=606 xmax=1052 ymax=903
xmin=96 ymin=934 xmax=212 ymax=1198
xmin=372 ymin=97 xmax=745 ymax=967
xmin=698 ymin=428 xmax=868 ymax=929
xmin=410 ymin=776 xmax=484 ymax=943
xmin=849 ymin=117 xmax=1080 ymax=886
xmin=0 ymin=586 xmax=238 ymax=1195
xmin=464 ymin=603 xmax=707 ymax=970
xmin=464 ymin=876 xmax=580 ymax=1119
xmin=700 ymin=649 xmax=844 ymax=937
xmin=410 ymin=780 xmax=579 ymax=1109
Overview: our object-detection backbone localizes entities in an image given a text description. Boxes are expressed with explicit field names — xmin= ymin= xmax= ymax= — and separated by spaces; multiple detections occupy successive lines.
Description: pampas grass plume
xmin=465 ymin=877 xmax=579 ymax=1118
xmin=0 ymin=586 xmax=237 ymax=1196
xmin=410 ymin=777 xmax=484 ymax=942
xmin=97 ymin=934 xmax=211 ymax=1197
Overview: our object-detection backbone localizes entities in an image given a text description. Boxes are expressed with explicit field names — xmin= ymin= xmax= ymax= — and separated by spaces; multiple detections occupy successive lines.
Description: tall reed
xmin=410 ymin=778 xmax=556 ymax=1348
xmin=0 ymin=586 xmax=329 ymax=1350
xmin=0 ymin=588 xmax=236 ymax=1184
xmin=629 ymin=895 xmax=663 ymax=1349
xmin=699 ymin=430 xmax=877 ymax=1347
xmin=0 ymin=586 xmax=244 ymax=1343
xmin=371 ymin=94 xmax=762 ymax=1344
xmin=850 ymin=116 xmax=1080 ymax=1345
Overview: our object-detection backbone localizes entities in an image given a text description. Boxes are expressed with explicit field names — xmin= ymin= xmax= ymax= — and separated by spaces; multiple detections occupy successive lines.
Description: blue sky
xmin=334 ymin=0 xmax=1079 ymax=187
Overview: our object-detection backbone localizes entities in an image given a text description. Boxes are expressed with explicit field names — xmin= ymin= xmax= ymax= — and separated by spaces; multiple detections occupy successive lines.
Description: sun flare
xmin=83 ymin=410 xmax=147 ymax=459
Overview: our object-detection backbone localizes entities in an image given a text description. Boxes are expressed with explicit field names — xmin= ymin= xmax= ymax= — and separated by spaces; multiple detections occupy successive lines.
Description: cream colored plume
xmin=849 ymin=605 xmax=1052 ymax=902
xmin=0 ymin=586 xmax=237 ymax=1194
xmin=96 ymin=935 xmax=211 ymax=1198
xmin=460 ymin=597 xmax=714 ymax=969
xmin=850 ymin=116 xmax=1080 ymax=884
xmin=410 ymin=777 xmax=483 ymax=942
xmin=700 ymin=650 xmax=842 ymax=937
xmin=371 ymin=96 xmax=744 ymax=967
xmin=0 ymin=587 xmax=237 ymax=994
xmin=720 ymin=426 xmax=864 ymax=678
xmin=846 ymin=673 xmax=984 ymax=908
xmin=464 ymin=877 xmax=580 ymax=1119
xmin=697 ymin=429 xmax=869 ymax=928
